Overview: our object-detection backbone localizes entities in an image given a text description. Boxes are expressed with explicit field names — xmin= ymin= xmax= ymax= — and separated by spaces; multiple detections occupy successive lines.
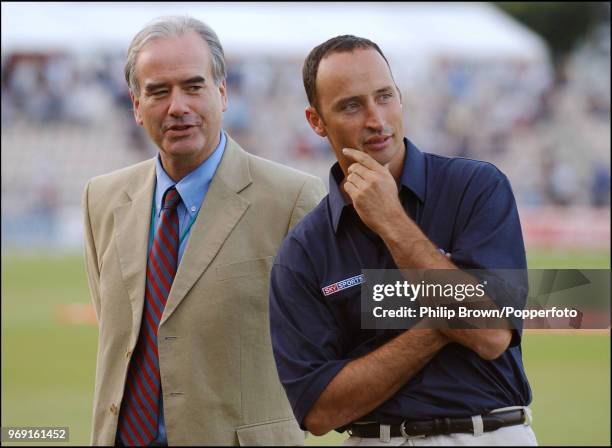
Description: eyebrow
xmin=144 ymin=76 xmax=207 ymax=92
xmin=377 ymin=86 xmax=394 ymax=93
xmin=181 ymin=76 xmax=206 ymax=85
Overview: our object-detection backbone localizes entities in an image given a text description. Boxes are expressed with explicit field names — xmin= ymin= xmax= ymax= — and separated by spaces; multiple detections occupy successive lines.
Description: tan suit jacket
xmin=83 ymin=136 xmax=326 ymax=445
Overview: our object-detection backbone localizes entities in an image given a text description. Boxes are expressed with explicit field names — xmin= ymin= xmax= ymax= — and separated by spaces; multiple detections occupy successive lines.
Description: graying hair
xmin=125 ymin=15 xmax=226 ymax=96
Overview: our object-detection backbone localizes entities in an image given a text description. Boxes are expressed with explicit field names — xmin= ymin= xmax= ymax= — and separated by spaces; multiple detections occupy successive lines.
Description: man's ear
xmin=130 ymin=90 xmax=144 ymax=126
xmin=218 ymin=79 xmax=228 ymax=112
xmin=305 ymin=106 xmax=327 ymax=138
xmin=394 ymin=83 xmax=403 ymax=107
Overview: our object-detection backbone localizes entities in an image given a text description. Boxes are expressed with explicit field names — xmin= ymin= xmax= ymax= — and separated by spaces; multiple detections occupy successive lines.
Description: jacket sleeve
xmin=82 ymin=180 xmax=101 ymax=323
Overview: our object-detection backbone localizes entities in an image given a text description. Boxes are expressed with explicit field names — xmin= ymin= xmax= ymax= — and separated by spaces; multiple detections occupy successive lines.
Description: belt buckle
xmin=399 ymin=420 xmax=426 ymax=440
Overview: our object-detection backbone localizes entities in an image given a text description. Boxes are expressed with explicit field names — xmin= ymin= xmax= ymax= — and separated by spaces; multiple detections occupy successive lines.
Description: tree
xmin=494 ymin=2 xmax=609 ymax=69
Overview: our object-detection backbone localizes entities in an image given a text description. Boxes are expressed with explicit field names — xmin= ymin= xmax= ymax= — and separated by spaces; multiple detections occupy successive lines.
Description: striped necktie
xmin=118 ymin=187 xmax=181 ymax=446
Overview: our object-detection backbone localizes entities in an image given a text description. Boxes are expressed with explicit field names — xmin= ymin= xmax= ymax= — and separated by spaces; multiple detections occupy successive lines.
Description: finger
xmin=343 ymin=179 xmax=358 ymax=199
xmin=342 ymin=148 xmax=383 ymax=172
xmin=347 ymin=162 xmax=376 ymax=180
xmin=346 ymin=172 xmax=367 ymax=189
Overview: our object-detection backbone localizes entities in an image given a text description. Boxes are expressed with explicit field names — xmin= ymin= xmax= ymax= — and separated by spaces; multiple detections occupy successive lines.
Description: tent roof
xmin=2 ymin=2 xmax=548 ymax=63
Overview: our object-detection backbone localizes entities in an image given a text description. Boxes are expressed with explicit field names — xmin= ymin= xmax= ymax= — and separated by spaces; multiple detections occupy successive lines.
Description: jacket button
xmin=110 ymin=403 xmax=118 ymax=415
xmin=126 ymin=349 xmax=132 ymax=358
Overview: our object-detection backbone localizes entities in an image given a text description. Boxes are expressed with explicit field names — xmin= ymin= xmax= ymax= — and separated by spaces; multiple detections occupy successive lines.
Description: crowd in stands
xmin=2 ymin=23 xmax=609 ymax=219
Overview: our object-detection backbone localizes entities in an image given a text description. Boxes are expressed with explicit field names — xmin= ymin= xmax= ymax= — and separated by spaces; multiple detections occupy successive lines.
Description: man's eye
xmin=188 ymin=85 xmax=202 ymax=92
xmin=343 ymin=102 xmax=359 ymax=112
xmin=151 ymin=90 xmax=167 ymax=96
xmin=379 ymin=93 xmax=393 ymax=102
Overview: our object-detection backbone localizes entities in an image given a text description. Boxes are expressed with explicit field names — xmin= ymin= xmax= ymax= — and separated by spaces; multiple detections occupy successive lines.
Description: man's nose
xmin=365 ymin=103 xmax=385 ymax=132
xmin=168 ymin=89 xmax=190 ymax=117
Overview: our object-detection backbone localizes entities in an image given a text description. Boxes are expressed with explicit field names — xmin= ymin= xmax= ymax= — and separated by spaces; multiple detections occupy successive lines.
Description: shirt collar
xmin=400 ymin=137 xmax=426 ymax=203
xmin=328 ymin=162 xmax=350 ymax=234
xmin=154 ymin=131 xmax=227 ymax=217
xmin=328 ymin=137 xmax=426 ymax=234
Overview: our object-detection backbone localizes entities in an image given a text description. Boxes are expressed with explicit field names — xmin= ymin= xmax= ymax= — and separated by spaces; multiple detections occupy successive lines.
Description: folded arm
xmin=304 ymin=327 xmax=448 ymax=435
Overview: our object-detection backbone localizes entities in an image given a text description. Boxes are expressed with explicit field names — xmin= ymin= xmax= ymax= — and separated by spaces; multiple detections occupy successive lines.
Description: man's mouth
xmin=363 ymin=135 xmax=392 ymax=150
xmin=164 ymin=124 xmax=195 ymax=136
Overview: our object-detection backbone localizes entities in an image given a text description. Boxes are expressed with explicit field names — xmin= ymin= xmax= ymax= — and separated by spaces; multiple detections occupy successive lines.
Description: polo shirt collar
xmin=328 ymin=162 xmax=350 ymax=234
xmin=401 ymin=138 xmax=426 ymax=203
xmin=328 ymin=137 xmax=426 ymax=234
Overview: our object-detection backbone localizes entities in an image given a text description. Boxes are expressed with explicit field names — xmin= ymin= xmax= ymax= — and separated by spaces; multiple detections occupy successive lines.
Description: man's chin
xmin=372 ymin=140 xmax=406 ymax=165
xmin=162 ymin=140 xmax=204 ymax=159
xmin=364 ymin=148 xmax=395 ymax=166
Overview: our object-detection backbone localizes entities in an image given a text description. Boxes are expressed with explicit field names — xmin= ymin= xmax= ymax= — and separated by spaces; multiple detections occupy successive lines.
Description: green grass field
xmin=1 ymin=248 xmax=610 ymax=446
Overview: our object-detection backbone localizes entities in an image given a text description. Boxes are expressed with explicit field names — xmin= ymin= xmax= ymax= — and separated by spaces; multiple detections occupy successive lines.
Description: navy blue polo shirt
xmin=269 ymin=138 xmax=532 ymax=430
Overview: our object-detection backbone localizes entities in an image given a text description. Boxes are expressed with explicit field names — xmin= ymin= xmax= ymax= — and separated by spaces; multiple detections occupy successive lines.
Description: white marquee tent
xmin=2 ymin=2 xmax=549 ymax=65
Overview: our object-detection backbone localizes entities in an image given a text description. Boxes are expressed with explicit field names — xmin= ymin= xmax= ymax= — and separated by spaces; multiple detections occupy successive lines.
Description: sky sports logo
xmin=322 ymin=274 xmax=364 ymax=297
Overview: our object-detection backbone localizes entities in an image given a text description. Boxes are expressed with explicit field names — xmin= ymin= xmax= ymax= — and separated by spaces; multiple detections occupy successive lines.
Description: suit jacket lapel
xmin=113 ymin=159 xmax=156 ymax=344
xmin=160 ymin=137 xmax=252 ymax=326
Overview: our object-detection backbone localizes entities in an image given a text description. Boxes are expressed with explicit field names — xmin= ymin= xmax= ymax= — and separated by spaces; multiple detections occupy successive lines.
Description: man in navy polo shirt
xmin=269 ymin=35 xmax=537 ymax=445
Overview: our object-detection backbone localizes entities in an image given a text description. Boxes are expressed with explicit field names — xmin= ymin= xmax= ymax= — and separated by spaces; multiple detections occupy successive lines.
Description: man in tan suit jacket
xmin=83 ymin=16 xmax=325 ymax=446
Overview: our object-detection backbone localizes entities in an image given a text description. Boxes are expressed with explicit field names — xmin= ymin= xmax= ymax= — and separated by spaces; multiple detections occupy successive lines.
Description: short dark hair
xmin=302 ymin=35 xmax=392 ymax=111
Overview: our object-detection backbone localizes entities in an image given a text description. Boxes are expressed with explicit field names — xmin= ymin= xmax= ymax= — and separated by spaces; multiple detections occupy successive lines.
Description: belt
xmin=348 ymin=409 xmax=527 ymax=439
